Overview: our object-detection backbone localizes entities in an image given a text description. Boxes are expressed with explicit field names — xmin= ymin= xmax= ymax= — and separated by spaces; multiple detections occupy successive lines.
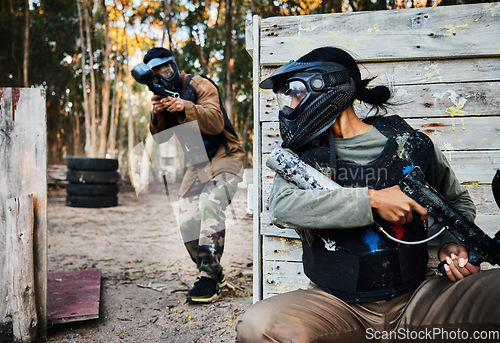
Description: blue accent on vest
xmin=403 ymin=165 xmax=414 ymax=175
xmin=363 ymin=231 xmax=381 ymax=253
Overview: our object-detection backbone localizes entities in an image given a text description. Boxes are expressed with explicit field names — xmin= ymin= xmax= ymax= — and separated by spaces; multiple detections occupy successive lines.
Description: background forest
xmin=0 ymin=0 xmax=492 ymax=173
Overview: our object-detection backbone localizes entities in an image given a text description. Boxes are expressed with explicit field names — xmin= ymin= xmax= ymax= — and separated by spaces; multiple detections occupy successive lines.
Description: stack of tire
xmin=66 ymin=157 xmax=120 ymax=208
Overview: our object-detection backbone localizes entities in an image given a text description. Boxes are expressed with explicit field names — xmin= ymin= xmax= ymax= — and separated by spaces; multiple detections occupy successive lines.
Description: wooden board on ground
xmin=47 ymin=270 xmax=102 ymax=324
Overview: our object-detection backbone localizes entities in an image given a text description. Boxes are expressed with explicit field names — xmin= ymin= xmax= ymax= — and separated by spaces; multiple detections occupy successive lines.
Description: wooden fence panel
xmin=247 ymin=3 xmax=500 ymax=300
xmin=256 ymin=3 xmax=500 ymax=65
xmin=0 ymin=88 xmax=47 ymax=339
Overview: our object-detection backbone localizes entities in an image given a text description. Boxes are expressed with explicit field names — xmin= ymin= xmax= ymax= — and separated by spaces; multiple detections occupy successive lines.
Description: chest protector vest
xmin=168 ymin=75 xmax=238 ymax=167
xmin=298 ymin=115 xmax=436 ymax=303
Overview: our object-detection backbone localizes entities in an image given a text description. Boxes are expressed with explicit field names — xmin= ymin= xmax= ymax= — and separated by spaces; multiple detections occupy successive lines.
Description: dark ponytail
xmin=297 ymin=47 xmax=391 ymax=114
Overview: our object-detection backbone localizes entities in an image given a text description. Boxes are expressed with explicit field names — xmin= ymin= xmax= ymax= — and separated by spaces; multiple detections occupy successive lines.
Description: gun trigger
xmin=437 ymin=260 xmax=447 ymax=276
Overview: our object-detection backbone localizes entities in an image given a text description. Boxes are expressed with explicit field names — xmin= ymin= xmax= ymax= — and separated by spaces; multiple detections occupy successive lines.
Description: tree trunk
xmin=83 ymin=0 xmax=98 ymax=157
xmin=77 ymin=0 xmax=91 ymax=157
xmin=124 ymin=42 xmax=136 ymax=183
xmin=241 ymin=106 xmax=252 ymax=168
xmin=162 ymin=0 xmax=172 ymax=49
xmin=73 ymin=113 xmax=83 ymax=156
xmin=23 ymin=0 xmax=29 ymax=87
xmin=98 ymin=0 xmax=111 ymax=158
xmin=108 ymin=63 xmax=122 ymax=159
xmin=225 ymin=0 xmax=234 ymax=124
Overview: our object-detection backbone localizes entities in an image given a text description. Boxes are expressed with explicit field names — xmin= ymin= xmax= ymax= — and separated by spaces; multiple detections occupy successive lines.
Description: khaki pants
xmin=236 ymin=270 xmax=500 ymax=342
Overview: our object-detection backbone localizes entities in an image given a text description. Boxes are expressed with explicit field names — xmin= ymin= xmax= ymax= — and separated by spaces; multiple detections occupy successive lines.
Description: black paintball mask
xmin=146 ymin=56 xmax=182 ymax=93
xmin=260 ymin=60 xmax=356 ymax=152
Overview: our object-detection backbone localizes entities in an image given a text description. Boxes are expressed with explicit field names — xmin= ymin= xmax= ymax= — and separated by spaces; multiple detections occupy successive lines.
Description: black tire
xmin=66 ymin=195 xmax=118 ymax=208
xmin=67 ymin=157 xmax=118 ymax=171
xmin=67 ymin=183 xmax=119 ymax=196
xmin=67 ymin=170 xmax=120 ymax=184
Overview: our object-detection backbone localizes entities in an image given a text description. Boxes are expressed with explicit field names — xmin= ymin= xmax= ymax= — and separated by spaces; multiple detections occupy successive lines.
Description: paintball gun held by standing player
xmin=266 ymin=146 xmax=500 ymax=273
xmin=131 ymin=62 xmax=180 ymax=99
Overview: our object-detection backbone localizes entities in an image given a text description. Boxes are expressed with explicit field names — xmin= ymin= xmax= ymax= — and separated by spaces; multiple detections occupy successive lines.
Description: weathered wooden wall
xmin=247 ymin=3 xmax=500 ymax=300
xmin=0 ymin=88 xmax=47 ymax=340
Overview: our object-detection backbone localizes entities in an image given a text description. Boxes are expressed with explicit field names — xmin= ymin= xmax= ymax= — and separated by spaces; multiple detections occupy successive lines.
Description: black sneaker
xmin=218 ymin=269 xmax=227 ymax=288
xmin=186 ymin=277 xmax=221 ymax=303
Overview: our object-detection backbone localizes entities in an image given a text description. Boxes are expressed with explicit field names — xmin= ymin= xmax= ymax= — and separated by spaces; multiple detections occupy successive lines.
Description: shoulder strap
xmin=199 ymin=75 xmax=239 ymax=139
xmin=183 ymin=74 xmax=236 ymax=156
xmin=364 ymin=115 xmax=415 ymax=138
xmin=184 ymin=74 xmax=195 ymax=88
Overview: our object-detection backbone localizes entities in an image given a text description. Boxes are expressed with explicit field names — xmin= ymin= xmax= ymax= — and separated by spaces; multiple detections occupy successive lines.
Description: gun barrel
xmin=160 ymin=89 xmax=180 ymax=98
xmin=266 ymin=147 xmax=341 ymax=190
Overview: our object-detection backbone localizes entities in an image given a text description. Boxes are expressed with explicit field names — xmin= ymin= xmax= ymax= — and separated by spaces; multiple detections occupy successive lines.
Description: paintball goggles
xmin=131 ymin=63 xmax=180 ymax=98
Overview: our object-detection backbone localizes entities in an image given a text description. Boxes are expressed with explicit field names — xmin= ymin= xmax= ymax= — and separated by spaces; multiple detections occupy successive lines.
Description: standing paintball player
xmin=142 ymin=47 xmax=244 ymax=303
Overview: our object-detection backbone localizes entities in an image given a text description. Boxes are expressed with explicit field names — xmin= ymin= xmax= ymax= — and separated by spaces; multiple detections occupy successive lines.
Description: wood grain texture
xmin=0 ymin=88 xmax=47 ymax=336
xmin=259 ymin=3 xmax=500 ymax=65
xmin=47 ymin=270 xmax=101 ymax=324
xmin=259 ymin=82 xmax=500 ymax=122
xmin=5 ymin=195 xmax=37 ymax=342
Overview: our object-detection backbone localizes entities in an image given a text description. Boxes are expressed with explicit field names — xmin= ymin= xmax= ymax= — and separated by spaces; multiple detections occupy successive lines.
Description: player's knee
xmin=236 ymin=306 xmax=271 ymax=343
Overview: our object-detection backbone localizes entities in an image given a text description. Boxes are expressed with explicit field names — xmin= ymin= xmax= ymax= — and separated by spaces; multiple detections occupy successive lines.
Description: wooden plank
xmin=475 ymin=215 xmax=500 ymax=239
xmin=363 ymin=58 xmax=500 ymax=86
xmin=466 ymin=185 xmax=500 ymax=216
xmin=262 ymin=58 xmax=500 ymax=87
xmin=0 ymin=88 xmax=47 ymax=337
xmin=263 ymin=237 xmax=302 ymax=263
xmin=261 ymin=213 xmax=300 ymax=239
xmin=407 ymin=117 xmax=500 ymax=151
xmin=245 ymin=18 xmax=253 ymax=56
xmin=5 ymin=195 xmax=37 ymax=342
xmin=47 ymin=270 xmax=102 ymax=324
xmin=262 ymin=261 xmax=309 ymax=297
xmin=263 ymin=235 xmax=303 ymax=261
xmin=262 ymin=117 xmax=500 ymax=153
xmin=260 ymin=82 xmax=500 ymax=122
xmin=259 ymin=3 xmax=500 ymax=65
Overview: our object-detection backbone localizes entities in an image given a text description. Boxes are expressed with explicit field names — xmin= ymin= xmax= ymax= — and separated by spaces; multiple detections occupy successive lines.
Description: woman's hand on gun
xmin=368 ymin=185 xmax=428 ymax=225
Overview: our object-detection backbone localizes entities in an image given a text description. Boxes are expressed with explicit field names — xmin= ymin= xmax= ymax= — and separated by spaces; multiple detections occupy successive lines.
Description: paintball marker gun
xmin=131 ymin=63 xmax=180 ymax=98
xmin=266 ymin=146 xmax=500 ymax=271
xmin=400 ymin=166 xmax=500 ymax=269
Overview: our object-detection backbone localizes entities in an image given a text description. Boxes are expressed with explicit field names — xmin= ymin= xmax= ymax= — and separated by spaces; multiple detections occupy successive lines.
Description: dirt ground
xmin=44 ymin=174 xmax=254 ymax=343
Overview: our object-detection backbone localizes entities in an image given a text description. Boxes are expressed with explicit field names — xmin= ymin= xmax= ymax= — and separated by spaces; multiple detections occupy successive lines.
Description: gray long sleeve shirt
xmin=269 ymin=125 xmax=476 ymax=248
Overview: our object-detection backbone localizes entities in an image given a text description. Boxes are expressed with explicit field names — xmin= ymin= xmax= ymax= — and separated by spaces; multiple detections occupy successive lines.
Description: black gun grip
xmin=437 ymin=260 xmax=447 ymax=275
xmin=437 ymin=248 xmax=482 ymax=276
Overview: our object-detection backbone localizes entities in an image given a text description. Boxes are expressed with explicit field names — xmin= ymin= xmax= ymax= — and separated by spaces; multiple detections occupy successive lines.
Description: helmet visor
xmin=276 ymin=80 xmax=308 ymax=111
xmin=154 ymin=63 xmax=176 ymax=83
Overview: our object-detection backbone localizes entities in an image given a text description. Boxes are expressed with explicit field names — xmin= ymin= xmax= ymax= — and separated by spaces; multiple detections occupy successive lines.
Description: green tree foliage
xmin=1 ymin=0 xmax=81 ymax=160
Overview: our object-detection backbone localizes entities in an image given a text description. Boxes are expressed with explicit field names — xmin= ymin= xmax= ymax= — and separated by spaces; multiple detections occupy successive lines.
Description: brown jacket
xmin=150 ymin=72 xmax=245 ymax=196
